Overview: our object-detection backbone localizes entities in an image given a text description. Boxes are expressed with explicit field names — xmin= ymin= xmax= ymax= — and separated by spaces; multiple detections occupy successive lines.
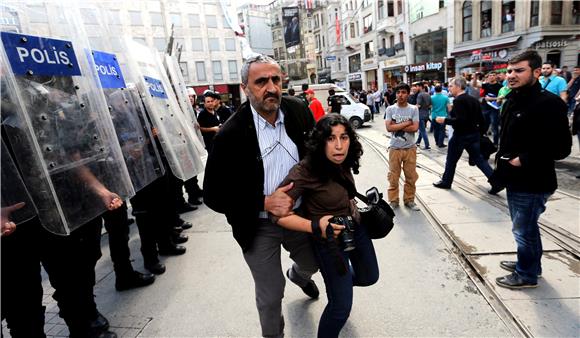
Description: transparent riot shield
xmin=163 ymin=55 xmax=206 ymax=157
xmin=123 ymin=38 xmax=203 ymax=180
xmin=1 ymin=139 xmax=37 ymax=225
xmin=0 ymin=3 xmax=134 ymax=234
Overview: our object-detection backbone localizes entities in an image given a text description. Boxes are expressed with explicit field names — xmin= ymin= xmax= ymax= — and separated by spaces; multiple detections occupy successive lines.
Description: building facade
xmin=452 ymin=0 xmax=580 ymax=76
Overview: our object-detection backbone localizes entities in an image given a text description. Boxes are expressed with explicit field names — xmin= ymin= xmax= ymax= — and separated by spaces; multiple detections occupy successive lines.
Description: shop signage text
xmin=348 ymin=73 xmax=362 ymax=81
xmin=470 ymin=48 xmax=508 ymax=62
xmin=403 ymin=61 xmax=443 ymax=73
xmin=534 ymin=40 xmax=568 ymax=49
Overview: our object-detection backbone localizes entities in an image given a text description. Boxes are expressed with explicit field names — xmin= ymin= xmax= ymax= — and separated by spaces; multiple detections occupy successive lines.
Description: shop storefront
xmin=533 ymin=37 xmax=579 ymax=68
xmin=381 ymin=56 xmax=406 ymax=89
xmin=401 ymin=61 xmax=445 ymax=83
xmin=454 ymin=47 xmax=514 ymax=75
xmin=347 ymin=72 xmax=363 ymax=91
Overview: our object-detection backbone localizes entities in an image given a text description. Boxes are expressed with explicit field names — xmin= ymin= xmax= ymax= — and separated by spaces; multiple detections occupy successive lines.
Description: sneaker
xmin=495 ymin=272 xmax=538 ymax=289
xmin=499 ymin=261 xmax=542 ymax=278
xmin=286 ymin=268 xmax=319 ymax=299
xmin=404 ymin=201 xmax=420 ymax=211
xmin=389 ymin=201 xmax=399 ymax=209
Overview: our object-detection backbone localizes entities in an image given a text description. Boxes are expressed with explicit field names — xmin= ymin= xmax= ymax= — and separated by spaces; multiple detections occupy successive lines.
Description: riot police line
xmin=1 ymin=3 xmax=206 ymax=337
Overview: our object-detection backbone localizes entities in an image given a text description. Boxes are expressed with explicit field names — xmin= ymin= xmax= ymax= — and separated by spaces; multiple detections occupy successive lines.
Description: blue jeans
xmin=441 ymin=132 xmax=493 ymax=185
xmin=482 ymin=106 xmax=499 ymax=145
xmin=416 ymin=118 xmax=430 ymax=148
xmin=314 ymin=222 xmax=379 ymax=338
xmin=506 ymin=190 xmax=551 ymax=283
xmin=433 ymin=121 xmax=446 ymax=146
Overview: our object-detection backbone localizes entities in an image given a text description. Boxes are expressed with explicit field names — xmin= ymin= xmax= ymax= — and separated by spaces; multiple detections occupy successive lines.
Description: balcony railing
xmin=394 ymin=42 xmax=404 ymax=51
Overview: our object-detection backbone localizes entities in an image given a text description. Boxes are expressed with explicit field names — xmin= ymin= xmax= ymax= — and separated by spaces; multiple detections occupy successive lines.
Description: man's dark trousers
xmin=441 ymin=132 xmax=493 ymax=185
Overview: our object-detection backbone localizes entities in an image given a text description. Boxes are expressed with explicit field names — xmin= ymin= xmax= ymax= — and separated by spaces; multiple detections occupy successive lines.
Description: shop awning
xmin=213 ymin=84 xmax=229 ymax=93
xmin=451 ymin=36 xmax=521 ymax=56
xmin=192 ymin=85 xmax=209 ymax=96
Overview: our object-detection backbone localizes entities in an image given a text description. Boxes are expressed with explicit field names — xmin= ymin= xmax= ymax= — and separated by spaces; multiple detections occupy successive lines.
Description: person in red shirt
xmin=305 ymin=89 xmax=325 ymax=121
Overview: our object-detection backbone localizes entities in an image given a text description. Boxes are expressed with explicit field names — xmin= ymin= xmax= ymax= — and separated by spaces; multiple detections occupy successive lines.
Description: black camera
xmin=330 ymin=216 xmax=356 ymax=252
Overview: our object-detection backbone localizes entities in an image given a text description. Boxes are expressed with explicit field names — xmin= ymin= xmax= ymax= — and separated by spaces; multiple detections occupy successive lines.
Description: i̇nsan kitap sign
xmin=402 ymin=61 xmax=443 ymax=73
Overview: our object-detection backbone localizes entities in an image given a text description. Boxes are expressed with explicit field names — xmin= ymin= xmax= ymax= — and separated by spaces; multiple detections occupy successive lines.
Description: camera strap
xmin=324 ymin=224 xmax=349 ymax=276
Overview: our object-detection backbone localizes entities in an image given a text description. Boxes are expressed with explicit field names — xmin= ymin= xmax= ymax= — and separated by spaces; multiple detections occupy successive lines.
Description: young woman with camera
xmin=275 ymin=113 xmax=379 ymax=338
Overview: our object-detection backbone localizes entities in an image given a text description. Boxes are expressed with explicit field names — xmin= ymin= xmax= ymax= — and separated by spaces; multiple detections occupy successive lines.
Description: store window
xmin=480 ymin=1 xmax=492 ymax=38
xmin=574 ymin=1 xmax=580 ymax=24
xmin=364 ymin=40 xmax=375 ymax=59
xmin=171 ymin=13 xmax=182 ymax=27
xmin=180 ymin=62 xmax=189 ymax=81
xmin=150 ymin=12 xmax=163 ymax=26
xmin=196 ymin=61 xmax=206 ymax=81
xmin=206 ymin=15 xmax=217 ymax=28
xmin=212 ymin=61 xmax=223 ymax=81
xmin=378 ymin=0 xmax=385 ymax=20
xmin=363 ymin=14 xmax=372 ymax=34
xmin=387 ymin=0 xmax=394 ymax=17
xmin=208 ymin=38 xmax=220 ymax=51
xmin=530 ymin=0 xmax=539 ymax=27
xmin=228 ymin=60 xmax=238 ymax=80
xmin=192 ymin=38 xmax=203 ymax=51
xmin=551 ymin=1 xmax=562 ymax=25
xmin=413 ymin=30 xmax=447 ymax=64
xmin=154 ymin=38 xmax=166 ymax=52
xmin=546 ymin=50 xmax=561 ymax=68
xmin=189 ymin=14 xmax=200 ymax=27
xmin=501 ymin=0 xmax=515 ymax=33
xmin=349 ymin=54 xmax=361 ymax=73
xmin=462 ymin=1 xmax=472 ymax=41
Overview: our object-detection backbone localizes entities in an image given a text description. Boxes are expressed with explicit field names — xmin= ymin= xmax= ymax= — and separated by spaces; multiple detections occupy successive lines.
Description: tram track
xmin=359 ymin=133 xmax=580 ymax=259
xmin=358 ymin=132 xmax=579 ymax=337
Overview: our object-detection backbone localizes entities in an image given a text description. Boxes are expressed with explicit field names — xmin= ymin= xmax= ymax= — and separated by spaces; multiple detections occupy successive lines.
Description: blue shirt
xmin=539 ymin=75 xmax=567 ymax=96
xmin=251 ymin=106 xmax=299 ymax=197
xmin=430 ymin=93 xmax=449 ymax=119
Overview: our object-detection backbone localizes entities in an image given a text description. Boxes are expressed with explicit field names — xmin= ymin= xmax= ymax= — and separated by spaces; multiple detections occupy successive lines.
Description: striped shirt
xmin=251 ymin=105 xmax=300 ymax=197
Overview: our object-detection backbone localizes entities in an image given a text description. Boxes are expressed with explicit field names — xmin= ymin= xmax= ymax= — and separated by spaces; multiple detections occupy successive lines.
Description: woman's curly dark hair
xmin=304 ymin=113 xmax=363 ymax=179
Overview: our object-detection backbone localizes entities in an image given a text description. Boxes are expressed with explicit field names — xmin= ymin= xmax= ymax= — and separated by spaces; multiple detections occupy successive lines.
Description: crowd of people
xmin=2 ymin=48 xmax=577 ymax=338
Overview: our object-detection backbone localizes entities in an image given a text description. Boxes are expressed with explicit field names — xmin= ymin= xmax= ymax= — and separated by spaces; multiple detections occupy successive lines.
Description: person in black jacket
xmin=203 ymin=55 xmax=319 ymax=338
xmin=433 ymin=76 xmax=495 ymax=190
xmin=493 ymin=50 xmax=571 ymax=289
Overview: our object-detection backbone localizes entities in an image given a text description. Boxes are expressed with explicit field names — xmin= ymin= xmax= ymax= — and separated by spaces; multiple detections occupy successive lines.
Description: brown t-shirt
xmin=279 ymin=160 xmax=360 ymax=222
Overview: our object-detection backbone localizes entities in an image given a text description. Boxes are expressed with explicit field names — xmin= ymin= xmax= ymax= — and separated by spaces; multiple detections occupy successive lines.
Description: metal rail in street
xmin=357 ymin=133 xmax=577 ymax=338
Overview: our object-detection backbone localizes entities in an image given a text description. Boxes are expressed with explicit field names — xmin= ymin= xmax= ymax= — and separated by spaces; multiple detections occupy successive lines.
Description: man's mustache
xmin=264 ymin=93 xmax=280 ymax=100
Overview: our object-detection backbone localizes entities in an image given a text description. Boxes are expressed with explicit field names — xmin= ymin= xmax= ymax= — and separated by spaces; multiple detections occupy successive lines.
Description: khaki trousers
xmin=387 ymin=147 xmax=419 ymax=204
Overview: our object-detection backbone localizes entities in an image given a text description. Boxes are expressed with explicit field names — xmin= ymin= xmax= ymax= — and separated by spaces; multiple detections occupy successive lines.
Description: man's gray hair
xmin=449 ymin=76 xmax=467 ymax=90
xmin=241 ymin=54 xmax=279 ymax=86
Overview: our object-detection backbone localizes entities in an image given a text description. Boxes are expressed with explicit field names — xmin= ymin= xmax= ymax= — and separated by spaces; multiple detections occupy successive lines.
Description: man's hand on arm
xmin=264 ymin=182 xmax=295 ymax=217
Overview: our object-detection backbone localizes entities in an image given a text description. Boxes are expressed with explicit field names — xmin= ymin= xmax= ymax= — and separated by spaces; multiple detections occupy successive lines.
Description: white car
xmin=333 ymin=92 xmax=371 ymax=129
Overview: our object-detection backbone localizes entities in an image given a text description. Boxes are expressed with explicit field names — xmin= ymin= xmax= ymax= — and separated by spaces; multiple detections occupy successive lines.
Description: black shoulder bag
xmin=334 ymin=176 xmax=395 ymax=239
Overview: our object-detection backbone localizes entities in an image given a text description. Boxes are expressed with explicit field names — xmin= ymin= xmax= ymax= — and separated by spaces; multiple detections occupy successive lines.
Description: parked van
xmin=292 ymin=84 xmax=371 ymax=128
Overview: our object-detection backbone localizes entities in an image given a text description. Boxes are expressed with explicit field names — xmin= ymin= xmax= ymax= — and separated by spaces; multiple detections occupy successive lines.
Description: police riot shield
xmin=123 ymin=38 xmax=203 ymax=180
xmin=163 ymin=55 xmax=206 ymax=157
xmin=0 ymin=3 xmax=134 ymax=234
xmin=1 ymin=139 xmax=37 ymax=225
xmin=73 ymin=6 xmax=165 ymax=193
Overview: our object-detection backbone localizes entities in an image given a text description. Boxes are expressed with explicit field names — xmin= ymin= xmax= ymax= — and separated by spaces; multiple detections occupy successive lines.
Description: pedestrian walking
xmin=275 ymin=114 xmax=379 ymax=338
xmin=493 ymin=51 xmax=571 ymax=289
xmin=203 ymin=55 xmax=319 ymax=338
xmin=432 ymin=77 xmax=497 ymax=192
xmin=305 ymin=88 xmax=325 ymax=121
xmin=384 ymin=83 xmax=420 ymax=211
xmin=430 ymin=85 xmax=450 ymax=148
xmin=415 ymin=83 xmax=432 ymax=149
